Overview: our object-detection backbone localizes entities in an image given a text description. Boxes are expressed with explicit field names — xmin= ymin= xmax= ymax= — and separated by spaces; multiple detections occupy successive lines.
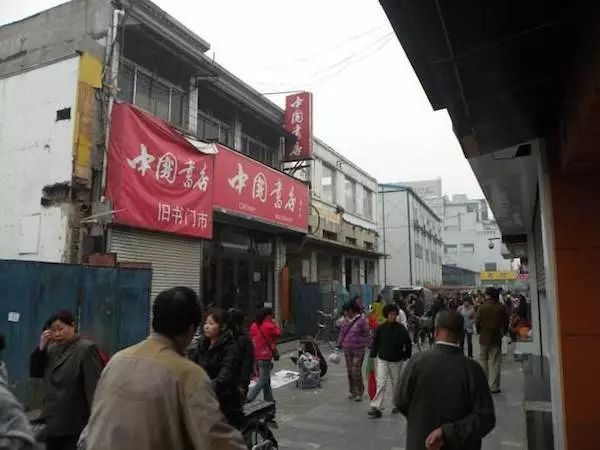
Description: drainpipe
xmin=407 ymin=192 xmax=413 ymax=285
xmin=100 ymin=8 xmax=125 ymax=195
xmin=381 ymin=188 xmax=387 ymax=286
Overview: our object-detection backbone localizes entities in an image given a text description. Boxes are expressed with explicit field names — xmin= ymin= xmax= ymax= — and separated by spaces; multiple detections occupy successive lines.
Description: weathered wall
xmin=0 ymin=56 xmax=80 ymax=262
xmin=0 ymin=0 xmax=111 ymax=78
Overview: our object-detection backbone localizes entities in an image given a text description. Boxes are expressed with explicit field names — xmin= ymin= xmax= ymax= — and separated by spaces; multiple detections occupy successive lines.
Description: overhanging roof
xmin=380 ymin=0 xmax=589 ymax=157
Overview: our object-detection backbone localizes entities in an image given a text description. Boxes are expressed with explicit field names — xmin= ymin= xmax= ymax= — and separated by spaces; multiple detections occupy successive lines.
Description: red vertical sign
xmin=284 ymin=91 xmax=313 ymax=161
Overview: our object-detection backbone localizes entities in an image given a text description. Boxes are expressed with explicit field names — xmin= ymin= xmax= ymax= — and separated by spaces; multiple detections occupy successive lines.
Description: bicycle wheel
xmin=242 ymin=422 xmax=278 ymax=449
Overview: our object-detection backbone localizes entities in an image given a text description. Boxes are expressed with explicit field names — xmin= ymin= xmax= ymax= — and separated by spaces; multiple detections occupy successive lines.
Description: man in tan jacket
xmin=84 ymin=287 xmax=246 ymax=450
xmin=476 ymin=287 xmax=509 ymax=394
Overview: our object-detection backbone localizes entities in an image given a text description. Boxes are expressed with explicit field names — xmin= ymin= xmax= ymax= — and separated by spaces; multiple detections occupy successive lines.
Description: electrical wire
xmin=260 ymin=24 xmax=389 ymax=69
xmin=252 ymin=33 xmax=394 ymax=92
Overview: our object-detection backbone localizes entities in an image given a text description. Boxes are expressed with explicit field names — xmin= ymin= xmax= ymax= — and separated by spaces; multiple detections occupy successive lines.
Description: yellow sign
xmin=480 ymin=271 xmax=517 ymax=281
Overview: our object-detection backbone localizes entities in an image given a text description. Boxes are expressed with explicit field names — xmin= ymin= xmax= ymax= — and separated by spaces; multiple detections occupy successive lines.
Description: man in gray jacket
xmin=396 ymin=311 xmax=495 ymax=450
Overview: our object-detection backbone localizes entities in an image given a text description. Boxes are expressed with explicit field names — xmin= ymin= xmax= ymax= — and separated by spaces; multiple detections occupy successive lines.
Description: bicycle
xmin=241 ymin=400 xmax=278 ymax=449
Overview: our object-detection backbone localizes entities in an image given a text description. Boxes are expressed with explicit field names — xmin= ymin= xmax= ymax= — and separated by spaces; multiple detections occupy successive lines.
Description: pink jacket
xmin=250 ymin=320 xmax=281 ymax=361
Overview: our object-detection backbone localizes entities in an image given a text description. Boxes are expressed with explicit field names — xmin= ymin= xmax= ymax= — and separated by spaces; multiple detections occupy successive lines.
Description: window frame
xmin=344 ymin=177 xmax=357 ymax=214
xmin=118 ymin=59 xmax=187 ymax=127
xmin=321 ymin=164 xmax=336 ymax=204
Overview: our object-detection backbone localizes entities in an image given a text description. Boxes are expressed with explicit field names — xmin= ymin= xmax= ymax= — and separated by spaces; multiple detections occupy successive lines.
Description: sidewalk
xmin=268 ymin=342 xmax=527 ymax=450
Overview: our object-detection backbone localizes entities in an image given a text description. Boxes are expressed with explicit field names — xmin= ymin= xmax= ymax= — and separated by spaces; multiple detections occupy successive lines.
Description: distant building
xmin=443 ymin=195 xmax=512 ymax=275
xmin=397 ymin=178 xmax=444 ymax=219
xmin=286 ymin=138 xmax=380 ymax=300
xmin=377 ymin=184 xmax=443 ymax=287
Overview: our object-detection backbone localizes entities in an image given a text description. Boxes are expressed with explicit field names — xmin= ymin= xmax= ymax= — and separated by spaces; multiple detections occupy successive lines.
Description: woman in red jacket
xmin=247 ymin=307 xmax=281 ymax=403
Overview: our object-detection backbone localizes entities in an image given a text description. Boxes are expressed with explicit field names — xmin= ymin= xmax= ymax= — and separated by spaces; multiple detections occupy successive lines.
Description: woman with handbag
xmin=337 ymin=301 xmax=371 ymax=401
xmin=247 ymin=307 xmax=281 ymax=403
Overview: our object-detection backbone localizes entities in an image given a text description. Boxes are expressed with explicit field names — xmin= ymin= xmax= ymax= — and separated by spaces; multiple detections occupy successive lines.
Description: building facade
xmin=378 ymin=184 xmax=443 ymax=287
xmin=283 ymin=138 xmax=380 ymax=334
xmin=443 ymin=194 xmax=512 ymax=276
xmin=382 ymin=2 xmax=600 ymax=449
xmin=397 ymin=178 xmax=444 ymax=219
xmin=0 ymin=0 xmax=307 ymax=322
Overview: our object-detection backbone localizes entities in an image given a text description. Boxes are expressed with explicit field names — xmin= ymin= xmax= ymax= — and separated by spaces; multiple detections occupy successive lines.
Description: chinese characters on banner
xmin=106 ymin=103 xmax=213 ymax=239
xmin=213 ymin=145 xmax=309 ymax=233
xmin=284 ymin=92 xmax=313 ymax=161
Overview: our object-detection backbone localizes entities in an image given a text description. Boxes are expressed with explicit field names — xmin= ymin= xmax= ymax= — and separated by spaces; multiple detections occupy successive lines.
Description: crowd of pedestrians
xmin=0 ymin=284 xmax=528 ymax=450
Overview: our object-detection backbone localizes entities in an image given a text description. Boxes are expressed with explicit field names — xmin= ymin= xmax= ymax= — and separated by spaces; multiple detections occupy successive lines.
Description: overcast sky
xmin=2 ymin=0 xmax=484 ymax=199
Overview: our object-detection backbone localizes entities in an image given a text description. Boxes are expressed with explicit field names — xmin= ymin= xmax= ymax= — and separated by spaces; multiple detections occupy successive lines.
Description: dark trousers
xmin=46 ymin=434 xmax=79 ymax=450
xmin=461 ymin=331 xmax=474 ymax=358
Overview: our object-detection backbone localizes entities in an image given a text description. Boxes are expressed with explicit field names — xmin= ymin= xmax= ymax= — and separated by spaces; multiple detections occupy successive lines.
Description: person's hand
xmin=425 ymin=428 xmax=445 ymax=450
xmin=39 ymin=330 xmax=52 ymax=351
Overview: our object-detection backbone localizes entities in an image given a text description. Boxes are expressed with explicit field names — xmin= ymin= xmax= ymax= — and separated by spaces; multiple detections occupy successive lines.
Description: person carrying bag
xmin=247 ymin=308 xmax=281 ymax=403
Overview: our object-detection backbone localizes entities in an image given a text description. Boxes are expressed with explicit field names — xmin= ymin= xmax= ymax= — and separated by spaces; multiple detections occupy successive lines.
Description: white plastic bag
xmin=328 ymin=349 xmax=341 ymax=364
xmin=501 ymin=335 xmax=511 ymax=355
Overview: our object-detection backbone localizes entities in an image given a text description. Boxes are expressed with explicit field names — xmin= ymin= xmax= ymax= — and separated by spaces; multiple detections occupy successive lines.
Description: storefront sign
xmin=106 ymin=103 xmax=213 ymax=239
xmin=284 ymin=92 xmax=313 ymax=161
xmin=480 ymin=271 xmax=517 ymax=281
xmin=213 ymin=145 xmax=309 ymax=232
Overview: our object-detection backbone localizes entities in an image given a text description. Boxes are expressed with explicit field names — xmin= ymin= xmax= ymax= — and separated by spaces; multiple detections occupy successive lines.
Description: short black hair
xmin=435 ymin=310 xmax=464 ymax=339
xmin=382 ymin=304 xmax=399 ymax=318
xmin=228 ymin=308 xmax=245 ymax=333
xmin=485 ymin=287 xmax=500 ymax=300
xmin=152 ymin=287 xmax=202 ymax=338
xmin=256 ymin=307 xmax=274 ymax=325
xmin=46 ymin=310 xmax=76 ymax=329
xmin=205 ymin=308 xmax=228 ymax=327
xmin=343 ymin=300 xmax=361 ymax=314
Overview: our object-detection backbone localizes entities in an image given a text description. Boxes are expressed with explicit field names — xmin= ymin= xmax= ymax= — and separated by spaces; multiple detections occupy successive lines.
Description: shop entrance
xmin=202 ymin=225 xmax=274 ymax=321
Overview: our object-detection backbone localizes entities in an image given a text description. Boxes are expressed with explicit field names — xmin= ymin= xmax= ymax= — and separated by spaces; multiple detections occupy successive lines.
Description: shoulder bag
xmin=258 ymin=324 xmax=280 ymax=361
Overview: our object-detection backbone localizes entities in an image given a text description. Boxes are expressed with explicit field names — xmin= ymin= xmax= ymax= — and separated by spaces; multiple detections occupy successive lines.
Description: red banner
xmin=284 ymin=92 xmax=313 ymax=161
xmin=106 ymin=103 xmax=213 ymax=239
xmin=213 ymin=145 xmax=309 ymax=232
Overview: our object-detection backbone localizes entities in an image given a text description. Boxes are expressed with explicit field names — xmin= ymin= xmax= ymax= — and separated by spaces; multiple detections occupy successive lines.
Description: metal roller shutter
xmin=108 ymin=227 xmax=202 ymax=302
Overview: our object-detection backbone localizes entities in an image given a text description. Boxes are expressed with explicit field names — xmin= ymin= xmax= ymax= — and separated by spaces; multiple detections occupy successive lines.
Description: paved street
xmin=271 ymin=343 xmax=526 ymax=450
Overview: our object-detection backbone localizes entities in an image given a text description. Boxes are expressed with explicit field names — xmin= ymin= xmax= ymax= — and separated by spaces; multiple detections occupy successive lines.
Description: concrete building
xmin=284 ymin=138 xmax=380 ymax=332
xmin=381 ymin=2 xmax=600 ymax=449
xmin=397 ymin=178 xmax=444 ymax=219
xmin=0 ymin=0 xmax=304 ymax=321
xmin=378 ymin=184 xmax=443 ymax=287
xmin=443 ymin=194 xmax=512 ymax=275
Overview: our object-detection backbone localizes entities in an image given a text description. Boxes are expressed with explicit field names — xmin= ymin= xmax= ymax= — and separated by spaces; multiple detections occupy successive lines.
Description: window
xmin=321 ymin=164 xmax=335 ymax=203
xmin=363 ymin=187 xmax=373 ymax=219
xmin=485 ymin=262 xmax=497 ymax=271
xmin=346 ymin=237 xmax=357 ymax=246
xmin=345 ymin=178 xmax=356 ymax=213
xmin=461 ymin=243 xmax=475 ymax=253
xmin=425 ymin=249 xmax=430 ymax=262
xmin=467 ymin=204 xmax=477 ymax=213
xmin=241 ymin=134 xmax=275 ymax=166
xmin=323 ymin=230 xmax=337 ymax=240
xmin=198 ymin=112 xmax=233 ymax=147
xmin=117 ymin=60 xmax=187 ymax=127
xmin=415 ymin=243 xmax=423 ymax=259
xmin=365 ymin=241 xmax=374 ymax=250
xmin=445 ymin=244 xmax=458 ymax=254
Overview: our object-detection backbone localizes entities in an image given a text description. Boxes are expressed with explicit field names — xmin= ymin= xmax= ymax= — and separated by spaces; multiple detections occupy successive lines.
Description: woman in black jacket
xmin=228 ymin=308 xmax=254 ymax=398
xmin=191 ymin=308 xmax=244 ymax=429
xmin=30 ymin=310 xmax=103 ymax=450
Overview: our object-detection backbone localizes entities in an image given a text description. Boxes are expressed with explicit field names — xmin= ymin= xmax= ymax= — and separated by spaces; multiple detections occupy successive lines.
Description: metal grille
xmin=108 ymin=227 xmax=202 ymax=302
